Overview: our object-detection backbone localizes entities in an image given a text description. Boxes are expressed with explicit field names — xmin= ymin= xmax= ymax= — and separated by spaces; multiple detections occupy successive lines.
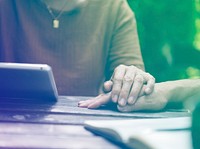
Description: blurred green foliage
xmin=127 ymin=0 xmax=200 ymax=82
xmin=194 ymin=0 xmax=200 ymax=50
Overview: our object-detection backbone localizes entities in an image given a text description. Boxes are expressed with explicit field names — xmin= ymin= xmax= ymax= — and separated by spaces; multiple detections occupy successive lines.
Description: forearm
xmin=160 ymin=79 xmax=200 ymax=104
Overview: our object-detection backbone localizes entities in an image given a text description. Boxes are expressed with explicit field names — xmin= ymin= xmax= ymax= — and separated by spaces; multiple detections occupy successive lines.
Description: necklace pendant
xmin=53 ymin=19 xmax=59 ymax=28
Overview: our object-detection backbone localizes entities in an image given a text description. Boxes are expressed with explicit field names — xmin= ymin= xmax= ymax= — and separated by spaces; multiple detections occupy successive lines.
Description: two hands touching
xmin=78 ymin=65 xmax=167 ymax=112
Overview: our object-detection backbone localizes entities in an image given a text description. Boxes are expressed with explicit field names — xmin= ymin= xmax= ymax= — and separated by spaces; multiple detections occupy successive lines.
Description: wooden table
xmin=0 ymin=96 xmax=190 ymax=149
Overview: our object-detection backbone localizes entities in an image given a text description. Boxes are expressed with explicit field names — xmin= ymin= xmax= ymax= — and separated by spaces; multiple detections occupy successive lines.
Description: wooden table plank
xmin=0 ymin=134 xmax=121 ymax=149
xmin=0 ymin=112 xmax=131 ymax=125
xmin=0 ymin=110 xmax=190 ymax=125
xmin=0 ymin=96 xmax=190 ymax=119
xmin=0 ymin=122 xmax=90 ymax=136
xmin=0 ymin=122 xmax=125 ymax=149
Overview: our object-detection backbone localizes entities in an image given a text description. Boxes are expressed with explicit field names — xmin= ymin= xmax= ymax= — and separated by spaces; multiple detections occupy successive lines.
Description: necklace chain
xmin=44 ymin=1 xmax=68 ymax=28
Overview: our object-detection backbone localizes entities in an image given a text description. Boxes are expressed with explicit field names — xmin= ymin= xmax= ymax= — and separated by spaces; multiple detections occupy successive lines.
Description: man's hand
xmin=78 ymin=83 xmax=168 ymax=111
xmin=78 ymin=93 xmax=111 ymax=109
xmin=117 ymin=84 xmax=168 ymax=112
xmin=104 ymin=65 xmax=155 ymax=106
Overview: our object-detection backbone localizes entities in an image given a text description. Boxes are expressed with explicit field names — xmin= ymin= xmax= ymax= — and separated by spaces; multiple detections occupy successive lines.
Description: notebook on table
xmin=84 ymin=117 xmax=192 ymax=149
xmin=0 ymin=63 xmax=58 ymax=102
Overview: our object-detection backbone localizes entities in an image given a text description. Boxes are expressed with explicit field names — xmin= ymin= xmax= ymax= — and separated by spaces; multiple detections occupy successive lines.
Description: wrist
xmin=156 ymin=81 xmax=176 ymax=103
xmin=159 ymin=79 xmax=200 ymax=103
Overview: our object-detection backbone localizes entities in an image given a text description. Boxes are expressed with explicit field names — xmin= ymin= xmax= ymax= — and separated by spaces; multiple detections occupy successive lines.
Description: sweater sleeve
xmin=105 ymin=0 xmax=144 ymax=80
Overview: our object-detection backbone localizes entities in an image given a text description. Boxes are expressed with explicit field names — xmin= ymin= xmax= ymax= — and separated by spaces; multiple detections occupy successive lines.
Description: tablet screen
xmin=0 ymin=63 xmax=58 ymax=102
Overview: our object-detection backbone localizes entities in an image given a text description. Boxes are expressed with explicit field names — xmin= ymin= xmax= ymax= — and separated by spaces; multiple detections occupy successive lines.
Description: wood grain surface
xmin=0 ymin=96 xmax=190 ymax=149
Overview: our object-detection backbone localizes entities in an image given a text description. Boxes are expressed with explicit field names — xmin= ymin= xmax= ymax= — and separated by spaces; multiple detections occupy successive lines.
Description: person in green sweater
xmin=0 ymin=0 xmax=155 ymax=105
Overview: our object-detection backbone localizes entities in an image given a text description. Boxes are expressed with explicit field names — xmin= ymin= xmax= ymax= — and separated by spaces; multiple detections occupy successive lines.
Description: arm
xmin=161 ymin=79 xmax=200 ymax=110
xmin=105 ymin=0 xmax=144 ymax=78
xmin=118 ymin=79 xmax=200 ymax=112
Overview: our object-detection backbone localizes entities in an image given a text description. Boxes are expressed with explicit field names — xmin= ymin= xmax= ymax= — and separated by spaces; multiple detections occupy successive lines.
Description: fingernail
xmin=78 ymin=103 xmax=83 ymax=107
xmin=119 ymin=98 xmax=126 ymax=106
xmin=128 ymin=97 xmax=135 ymax=104
xmin=112 ymin=95 xmax=118 ymax=103
xmin=78 ymin=103 xmax=87 ymax=108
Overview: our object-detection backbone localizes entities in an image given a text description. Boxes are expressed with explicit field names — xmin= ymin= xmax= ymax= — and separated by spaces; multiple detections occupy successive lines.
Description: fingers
xmin=143 ymin=73 xmax=155 ymax=94
xmin=111 ymin=65 xmax=126 ymax=103
xmin=118 ymin=96 xmax=150 ymax=112
xmin=78 ymin=93 xmax=111 ymax=109
xmin=86 ymin=65 xmax=155 ymax=111
xmin=111 ymin=65 xmax=148 ymax=107
xmin=78 ymin=99 xmax=96 ymax=108
xmin=127 ymin=74 xmax=144 ymax=104
xmin=118 ymin=67 xmax=136 ymax=106
xmin=117 ymin=92 xmax=167 ymax=112
xmin=87 ymin=93 xmax=111 ymax=108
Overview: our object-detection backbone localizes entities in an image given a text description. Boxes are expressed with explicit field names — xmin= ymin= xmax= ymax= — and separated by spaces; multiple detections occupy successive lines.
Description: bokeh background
xmin=127 ymin=0 xmax=200 ymax=82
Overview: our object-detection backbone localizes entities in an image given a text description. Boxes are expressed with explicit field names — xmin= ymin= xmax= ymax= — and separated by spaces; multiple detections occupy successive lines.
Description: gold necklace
xmin=44 ymin=1 xmax=68 ymax=28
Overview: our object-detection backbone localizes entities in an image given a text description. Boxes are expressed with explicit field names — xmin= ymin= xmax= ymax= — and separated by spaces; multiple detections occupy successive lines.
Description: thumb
xmin=103 ymin=80 xmax=113 ymax=93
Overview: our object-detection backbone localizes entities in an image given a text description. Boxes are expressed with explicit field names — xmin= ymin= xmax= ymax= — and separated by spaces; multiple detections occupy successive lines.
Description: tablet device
xmin=0 ymin=63 xmax=58 ymax=102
